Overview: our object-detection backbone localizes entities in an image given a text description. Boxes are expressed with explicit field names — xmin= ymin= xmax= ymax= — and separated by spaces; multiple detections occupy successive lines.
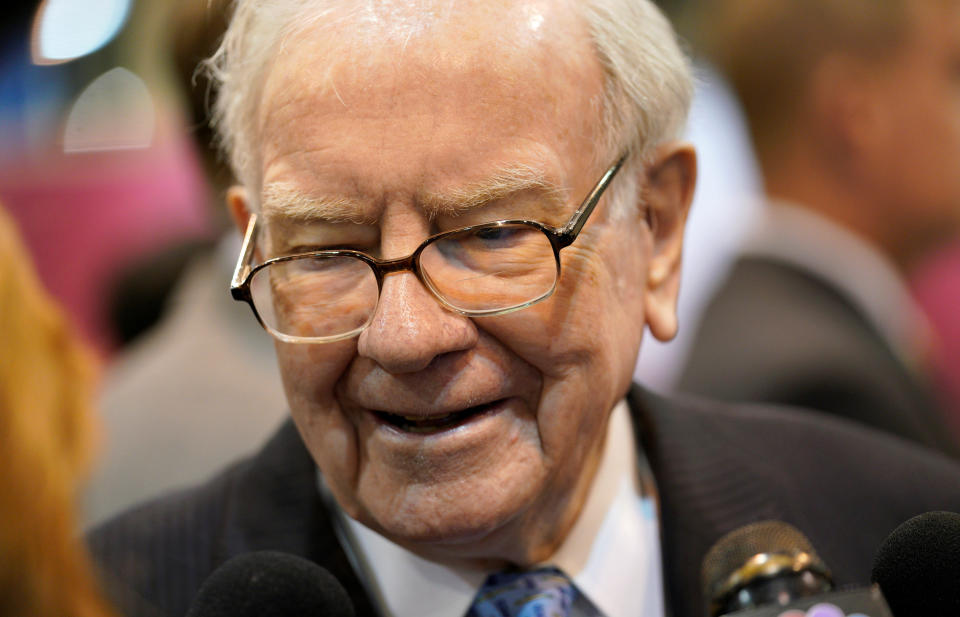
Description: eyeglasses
xmin=231 ymin=155 xmax=627 ymax=343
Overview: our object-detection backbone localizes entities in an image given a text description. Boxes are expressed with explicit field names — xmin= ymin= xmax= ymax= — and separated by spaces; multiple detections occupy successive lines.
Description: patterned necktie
xmin=465 ymin=566 xmax=604 ymax=617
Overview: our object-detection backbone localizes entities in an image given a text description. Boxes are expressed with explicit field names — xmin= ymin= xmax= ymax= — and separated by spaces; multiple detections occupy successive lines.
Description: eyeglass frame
xmin=231 ymin=153 xmax=628 ymax=343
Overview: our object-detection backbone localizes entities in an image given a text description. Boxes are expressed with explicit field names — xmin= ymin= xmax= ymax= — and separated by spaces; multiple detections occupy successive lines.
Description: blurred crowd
xmin=0 ymin=0 xmax=958 ymax=614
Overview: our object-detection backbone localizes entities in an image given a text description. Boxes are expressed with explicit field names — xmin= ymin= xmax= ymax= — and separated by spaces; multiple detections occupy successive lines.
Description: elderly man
xmin=679 ymin=0 xmax=960 ymax=456
xmin=90 ymin=1 xmax=960 ymax=616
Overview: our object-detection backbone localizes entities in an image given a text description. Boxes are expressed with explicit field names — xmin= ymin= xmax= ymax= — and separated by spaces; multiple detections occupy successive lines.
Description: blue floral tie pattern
xmin=466 ymin=567 xmax=603 ymax=617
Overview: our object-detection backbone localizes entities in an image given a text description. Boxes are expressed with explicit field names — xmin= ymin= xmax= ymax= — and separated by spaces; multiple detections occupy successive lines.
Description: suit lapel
xmin=628 ymin=385 xmax=790 ymax=617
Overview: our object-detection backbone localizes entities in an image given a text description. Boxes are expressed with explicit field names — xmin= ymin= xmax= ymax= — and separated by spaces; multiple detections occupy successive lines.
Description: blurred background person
xmin=0 ymin=0 xmax=213 ymax=357
xmin=0 ymin=205 xmax=116 ymax=617
xmin=677 ymin=0 xmax=960 ymax=455
xmin=82 ymin=0 xmax=287 ymax=526
xmin=1 ymin=0 xmax=285 ymax=526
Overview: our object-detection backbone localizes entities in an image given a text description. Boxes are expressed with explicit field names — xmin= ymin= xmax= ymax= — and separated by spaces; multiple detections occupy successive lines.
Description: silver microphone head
xmin=702 ymin=521 xmax=833 ymax=617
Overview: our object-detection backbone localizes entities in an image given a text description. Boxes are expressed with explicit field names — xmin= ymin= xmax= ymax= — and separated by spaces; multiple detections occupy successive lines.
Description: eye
xmin=279 ymin=236 xmax=380 ymax=257
xmin=285 ymin=244 xmax=359 ymax=254
xmin=290 ymin=254 xmax=361 ymax=273
xmin=473 ymin=225 xmax=526 ymax=247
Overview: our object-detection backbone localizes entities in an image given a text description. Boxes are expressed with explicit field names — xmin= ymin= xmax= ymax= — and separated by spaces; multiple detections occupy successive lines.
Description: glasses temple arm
xmin=231 ymin=212 xmax=259 ymax=296
xmin=559 ymin=154 xmax=628 ymax=243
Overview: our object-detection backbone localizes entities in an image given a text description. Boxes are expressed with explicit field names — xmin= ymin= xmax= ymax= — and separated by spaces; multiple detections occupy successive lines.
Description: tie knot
xmin=467 ymin=566 xmax=600 ymax=617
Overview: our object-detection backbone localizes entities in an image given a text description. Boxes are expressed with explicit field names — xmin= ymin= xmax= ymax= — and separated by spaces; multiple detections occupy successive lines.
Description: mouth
xmin=372 ymin=399 xmax=505 ymax=434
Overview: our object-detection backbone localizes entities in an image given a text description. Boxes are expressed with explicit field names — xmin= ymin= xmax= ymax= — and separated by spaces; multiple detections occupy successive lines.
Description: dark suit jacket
xmin=679 ymin=256 xmax=960 ymax=458
xmin=89 ymin=386 xmax=960 ymax=617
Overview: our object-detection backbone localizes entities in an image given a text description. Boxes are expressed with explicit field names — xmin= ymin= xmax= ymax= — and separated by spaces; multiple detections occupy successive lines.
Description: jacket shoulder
xmin=632 ymin=386 xmax=960 ymax=616
xmin=638 ymin=387 xmax=960 ymax=524
xmin=677 ymin=257 xmax=957 ymax=456
xmin=88 ymin=420 xmax=376 ymax=617
xmin=681 ymin=258 xmax=896 ymax=397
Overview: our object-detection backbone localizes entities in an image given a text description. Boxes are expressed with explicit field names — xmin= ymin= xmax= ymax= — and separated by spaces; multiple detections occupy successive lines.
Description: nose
xmin=356 ymin=272 xmax=479 ymax=373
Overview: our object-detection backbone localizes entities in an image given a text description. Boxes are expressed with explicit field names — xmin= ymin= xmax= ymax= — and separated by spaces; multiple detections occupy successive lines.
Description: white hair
xmin=203 ymin=0 xmax=693 ymax=217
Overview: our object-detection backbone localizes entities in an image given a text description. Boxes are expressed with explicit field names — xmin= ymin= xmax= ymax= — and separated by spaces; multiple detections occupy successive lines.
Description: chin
xmin=381 ymin=510 xmax=502 ymax=546
xmin=357 ymin=480 xmax=542 ymax=561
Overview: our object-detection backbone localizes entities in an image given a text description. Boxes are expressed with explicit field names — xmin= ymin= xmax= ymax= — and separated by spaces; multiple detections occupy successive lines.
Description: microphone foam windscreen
xmin=871 ymin=511 xmax=960 ymax=617
xmin=186 ymin=551 xmax=355 ymax=617
xmin=701 ymin=520 xmax=824 ymax=595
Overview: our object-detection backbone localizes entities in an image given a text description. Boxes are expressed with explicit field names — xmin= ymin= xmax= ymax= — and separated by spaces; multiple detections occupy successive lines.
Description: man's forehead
xmin=281 ymin=0 xmax=582 ymax=49
xmin=259 ymin=0 xmax=598 ymax=115
xmin=254 ymin=0 xmax=608 ymax=212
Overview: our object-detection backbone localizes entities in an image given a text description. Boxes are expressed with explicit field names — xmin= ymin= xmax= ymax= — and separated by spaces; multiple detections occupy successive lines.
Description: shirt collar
xmin=743 ymin=200 xmax=933 ymax=369
xmin=323 ymin=399 xmax=663 ymax=617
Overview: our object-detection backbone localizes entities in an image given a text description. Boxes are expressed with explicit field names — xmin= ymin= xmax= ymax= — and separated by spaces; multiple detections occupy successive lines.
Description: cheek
xmin=894 ymin=98 xmax=960 ymax=214
xmin=916 ymin=98 xmax=960 ymax=161
xmin=275 ymin=340 xmax=361 ymax=494
xmin=894 ymin=69 xmax=960 ymax=169
xmin=474 ymin=268 xmax=605 ymax=380
xmin=275 ymin=339 xmax=355 ymax=409
xmin=475 ymin=230 xmax=646 ymax=402
xmin=935 ymin=96 xmax=960 ymax=179
xmin=564 ymin=228 xmax=648 ymax=367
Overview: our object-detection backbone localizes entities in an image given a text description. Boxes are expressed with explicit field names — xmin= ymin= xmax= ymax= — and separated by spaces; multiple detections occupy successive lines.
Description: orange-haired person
xmin=0 ymin=205 xmax=115 ymax=617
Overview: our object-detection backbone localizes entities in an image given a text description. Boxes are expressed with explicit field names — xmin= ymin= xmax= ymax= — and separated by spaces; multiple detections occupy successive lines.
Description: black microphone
xmin=185 ymin=551 xmax=356 ymax=617
xmin=702 ymin=520 xmax=892 ymax=617
xmin=871 ymin=511 xmax=960 ymax=617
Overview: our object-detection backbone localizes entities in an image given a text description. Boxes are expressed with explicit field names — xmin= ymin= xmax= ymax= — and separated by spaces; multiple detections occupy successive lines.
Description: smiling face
xmin=233 ymin=0 xmax=687 ymax=566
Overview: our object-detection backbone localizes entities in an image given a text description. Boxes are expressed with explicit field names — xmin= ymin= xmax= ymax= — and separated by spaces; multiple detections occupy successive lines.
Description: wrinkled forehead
xmin=252 ymin=0 xmax=608 ymax=207
xmin=259 ymin=0 xmax=600 ymax=123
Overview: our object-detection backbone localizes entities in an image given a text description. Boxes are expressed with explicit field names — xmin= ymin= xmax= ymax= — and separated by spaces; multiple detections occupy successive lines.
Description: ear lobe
xmin=642 ymin=141 xmax=697 ymax=342
xmin=226 ymin=186 xmax=253 ymax=233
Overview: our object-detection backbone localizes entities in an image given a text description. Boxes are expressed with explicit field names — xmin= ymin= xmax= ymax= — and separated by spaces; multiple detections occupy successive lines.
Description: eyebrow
xmin=418 ymin=165 xmax=569 ymax=219
xmin=260 ymin=165 xmax=569 ymax=224
xmin=260 ymin=184 xmax=377 ymax=225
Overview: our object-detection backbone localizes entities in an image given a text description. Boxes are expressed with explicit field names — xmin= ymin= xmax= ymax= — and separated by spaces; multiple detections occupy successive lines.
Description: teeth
xmin=376 ymin=401 xmax=500 ymax=433
xmin=401 ymin=414 xmax=451 ymax=422
xmin=404 ymin=423 xmax=442 ymax=434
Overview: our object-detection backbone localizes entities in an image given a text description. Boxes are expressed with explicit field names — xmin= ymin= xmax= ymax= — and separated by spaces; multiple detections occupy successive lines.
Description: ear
xmin=226 ymin=185 xmax=253 ymax=233
xmin=642 ymin=141 xmax=697 ymax=342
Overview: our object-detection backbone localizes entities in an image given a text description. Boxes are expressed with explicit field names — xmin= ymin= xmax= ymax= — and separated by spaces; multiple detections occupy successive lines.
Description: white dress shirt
xmin=321 ymin=400 xmax=664 ymax=617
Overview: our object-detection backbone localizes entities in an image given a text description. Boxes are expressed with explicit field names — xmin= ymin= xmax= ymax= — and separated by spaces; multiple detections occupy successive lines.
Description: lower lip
xmin=371 ymin=399 xmax=508 ymax=436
